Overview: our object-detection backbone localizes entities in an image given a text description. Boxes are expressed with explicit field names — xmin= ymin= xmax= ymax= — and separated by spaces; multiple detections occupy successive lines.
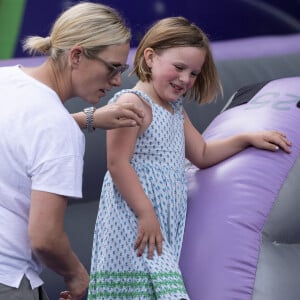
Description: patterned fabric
xmin=88 ymin=89 xmax=189 ymax=300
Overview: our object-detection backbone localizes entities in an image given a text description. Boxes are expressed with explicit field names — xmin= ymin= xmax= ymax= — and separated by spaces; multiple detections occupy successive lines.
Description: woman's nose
xmin=109 ymin=72 xmax=122 ymax=86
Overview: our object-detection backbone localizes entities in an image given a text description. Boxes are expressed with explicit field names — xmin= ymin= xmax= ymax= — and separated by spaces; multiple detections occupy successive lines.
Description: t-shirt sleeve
xmin=31 ymin=155 xmax=84 ymax=198
xmin=27 ymin=111 xmax=85 ymax=199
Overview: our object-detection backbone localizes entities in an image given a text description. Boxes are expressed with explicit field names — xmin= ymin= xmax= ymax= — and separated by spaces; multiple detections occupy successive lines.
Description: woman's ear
xmin=144 ymin=47 xmax=155 ymax=68
xmin=69 ymin=46 xmax=83 ymax=68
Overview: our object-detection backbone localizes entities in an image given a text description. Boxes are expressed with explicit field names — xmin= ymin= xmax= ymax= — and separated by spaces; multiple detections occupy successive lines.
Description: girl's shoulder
xmin=109 ymin=89 xmax=152 ymax=108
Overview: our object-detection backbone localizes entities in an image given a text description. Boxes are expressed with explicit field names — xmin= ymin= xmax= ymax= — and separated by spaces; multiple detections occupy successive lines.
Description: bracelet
xmin=83 ymin=106 xmax=96 ymax=132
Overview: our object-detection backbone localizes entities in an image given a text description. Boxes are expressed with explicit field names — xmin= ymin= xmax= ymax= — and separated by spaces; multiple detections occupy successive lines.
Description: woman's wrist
xmin=72 ymin=108 xmax=96 ymax=131
xmin=83 ymin=107 xmax=96 ymax=132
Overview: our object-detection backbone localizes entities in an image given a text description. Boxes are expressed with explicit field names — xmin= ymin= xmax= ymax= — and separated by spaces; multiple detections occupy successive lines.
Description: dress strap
xmin=109 ymin=88 xmax=183 ymax=113
xmin=109 ymin=89 xmax=154 ymax=107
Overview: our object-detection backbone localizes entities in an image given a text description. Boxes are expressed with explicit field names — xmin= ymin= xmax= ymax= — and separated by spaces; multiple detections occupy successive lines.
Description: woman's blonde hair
xmin=132 ymin=17 xmax=222 ymax=104
xmin=23 ymin=2 xmax=131 ymax=61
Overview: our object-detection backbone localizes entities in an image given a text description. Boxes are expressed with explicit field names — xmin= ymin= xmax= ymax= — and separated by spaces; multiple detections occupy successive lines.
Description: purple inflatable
xmin=180 ymin=77 xmax=300 ymax=300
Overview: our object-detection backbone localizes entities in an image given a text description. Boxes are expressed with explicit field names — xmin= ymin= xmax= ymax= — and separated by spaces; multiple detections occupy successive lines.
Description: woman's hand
xmin=59 ymin=291 xmax=72 ymax=299
xmin=134 ymin=209 xmax=163 ymax=260
xmin=248 ymin=130 xmax=292 ymax=153
xmin=93 ymin=102 xmax=144 ymax=129
xmin=61 ymin=262 xmax=89 ymax=300
xmin=72 ymin=102 xmax=144 ymax=130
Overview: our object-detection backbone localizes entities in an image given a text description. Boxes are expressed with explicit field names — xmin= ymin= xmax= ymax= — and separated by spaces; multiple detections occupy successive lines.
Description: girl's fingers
xmin=134 ymin=232 xmax=143 ymax=250
xmin=147 ymin=236 xmax=155 ymax=259
xmin=156 ymin=235 xmax=163 ymax=256
xmin=138 ymin=235 xmax=148 ymax=257
xmin=263 ymin=131 xmax=292 ymax=153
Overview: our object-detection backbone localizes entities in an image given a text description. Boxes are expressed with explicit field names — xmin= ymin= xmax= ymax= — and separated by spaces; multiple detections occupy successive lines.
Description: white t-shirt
xmin=0 ymin=65 xmax=85 ymax=288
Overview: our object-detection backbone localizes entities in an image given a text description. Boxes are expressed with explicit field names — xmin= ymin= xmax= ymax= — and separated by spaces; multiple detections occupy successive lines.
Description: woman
xmin=0 ymin=2 xmax=143 ymax=300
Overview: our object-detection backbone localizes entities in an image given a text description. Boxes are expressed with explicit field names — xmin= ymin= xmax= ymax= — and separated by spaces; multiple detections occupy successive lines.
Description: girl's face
xmin=149 ymin=46 xmax=206 ymax=103
xmin=70 ymin=43 xmax=130 ymax=105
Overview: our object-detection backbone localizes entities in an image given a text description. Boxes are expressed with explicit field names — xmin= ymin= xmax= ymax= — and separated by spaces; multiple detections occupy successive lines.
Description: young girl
xmin=88 ymin=17 xmax=291 ymax=300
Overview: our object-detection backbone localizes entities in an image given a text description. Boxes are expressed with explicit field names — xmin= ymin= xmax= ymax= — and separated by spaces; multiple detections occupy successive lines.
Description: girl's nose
xmin=179 ymin=71 xmax=191 ymax=83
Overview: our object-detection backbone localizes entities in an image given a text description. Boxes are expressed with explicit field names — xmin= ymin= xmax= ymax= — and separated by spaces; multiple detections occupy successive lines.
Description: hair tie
xmin=45 ymin=36 xmax=52 ymax=51
xmin=46 ymin=36 xmax=52 ymax=46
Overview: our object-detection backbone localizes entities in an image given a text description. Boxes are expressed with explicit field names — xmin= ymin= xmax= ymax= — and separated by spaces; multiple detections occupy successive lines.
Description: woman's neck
xmin=21 ymin=59 xmax=70 ymax=102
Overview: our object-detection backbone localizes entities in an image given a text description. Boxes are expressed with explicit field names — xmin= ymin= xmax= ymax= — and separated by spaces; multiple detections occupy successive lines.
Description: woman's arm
xmin=29 ymin=191 xmax=89 ymax=299
xmin=72 ymin=102 xmax=144 ymax=130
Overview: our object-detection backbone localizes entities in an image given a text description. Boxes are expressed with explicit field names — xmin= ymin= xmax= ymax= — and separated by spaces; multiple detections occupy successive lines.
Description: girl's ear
xmin=69 ymin=46 xmax=83 ymax=68
xmin=143 ymin=47 xmax=155 ymax=68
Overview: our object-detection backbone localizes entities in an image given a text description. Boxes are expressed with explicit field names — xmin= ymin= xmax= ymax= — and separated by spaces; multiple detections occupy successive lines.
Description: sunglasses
xmin=94 ymin=56 xmax=129 ymax=79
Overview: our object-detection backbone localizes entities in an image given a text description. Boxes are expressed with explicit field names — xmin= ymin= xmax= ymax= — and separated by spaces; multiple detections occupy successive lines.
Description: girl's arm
xmin=184 ymin=110 xmax=292 ymax=169
xmin=106 ymin=94 xmax=163 ymax=259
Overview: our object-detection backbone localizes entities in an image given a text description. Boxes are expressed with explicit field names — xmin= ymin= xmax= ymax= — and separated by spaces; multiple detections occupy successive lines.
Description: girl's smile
xmin=149 ymin=46 xmax=206 ymax=103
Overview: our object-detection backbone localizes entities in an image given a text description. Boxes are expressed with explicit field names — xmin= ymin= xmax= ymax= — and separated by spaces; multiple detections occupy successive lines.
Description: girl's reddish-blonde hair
xmin=132 ymin=17 xmax=222 ymax=104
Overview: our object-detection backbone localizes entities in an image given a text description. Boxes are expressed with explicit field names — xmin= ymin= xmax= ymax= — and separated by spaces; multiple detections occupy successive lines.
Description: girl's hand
xmin=134 ymin=210 xmax=163 ymax=259
xmin=248 ymin=130 xmax=292 ymax=153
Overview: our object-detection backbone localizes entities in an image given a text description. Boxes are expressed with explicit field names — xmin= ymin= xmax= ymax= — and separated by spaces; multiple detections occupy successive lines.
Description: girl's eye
xmin=175 ymin=65 xmax=184 ymax=71
xmin=174 ymin=65 xmax=199 ymax=77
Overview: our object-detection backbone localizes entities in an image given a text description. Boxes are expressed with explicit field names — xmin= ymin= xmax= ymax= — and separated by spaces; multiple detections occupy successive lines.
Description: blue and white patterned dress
xmin=88 ymin=89 xmax=189 ymax=300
